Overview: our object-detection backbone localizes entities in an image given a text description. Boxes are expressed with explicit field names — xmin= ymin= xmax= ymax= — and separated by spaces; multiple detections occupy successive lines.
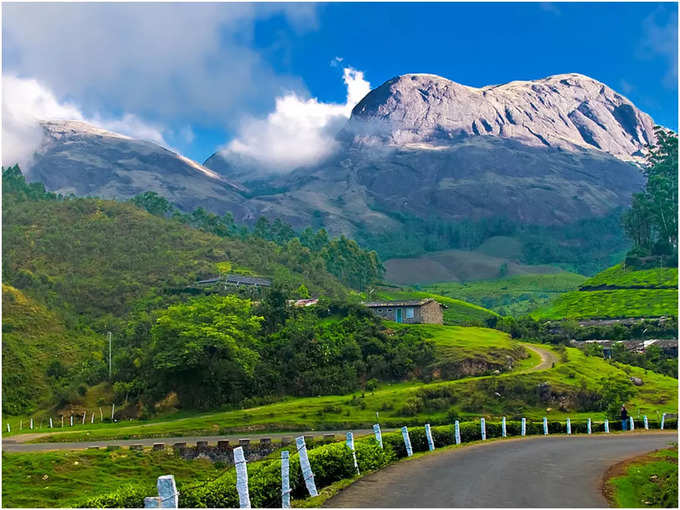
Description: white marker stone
xmin=401 ymin=426 xmax=413 ymax=456
xmin=604 ymin=419 xmax=610 ymax=433
xmin=644 ymin=415 xmax=649 ymax=430
xmin=82 ymin=412 xmax=86 ymax=425
xmin=6 ymin=423 xmax=10 ymax=433
xmin=30 ymin=418 xmax=34 ymax=430
xmin=587 ymin=418 xmax=592 ymax=434
xmin=281 ymin=450 xmax=291 ymax=509
xmin=91 ymin=412 xmax=95 ymax=424
xmin=425 ymin=423 xmax=435 ymax=451
xmin=454 ymin=420 xmax=461 ymax=445
xmin=543 ymin=417 xmax=548 ymax=436
xmin=296 ymin=436 xmax=318 ymax=497
xmin=660 ymin=413 xmax=665 ymax=430
xmin=501 ymin=417 xmax=507 ymax=438
xmin=346 ymin=432 xmax=360 ymax=475
xmin=70 ymin=415 xmax=73 ymax=427
xmin=481 ymin=418 xmax=486 ymax=441
xmin=49 ymin=418 xmax=53 ymax=429
xmin=521 ymin=418 xmax=526 ymax=437
xmin=566 ymin=418 xmax=571 ymax=435
xmin=233 ymin=446 xmax=251 ymax=508
xmin=144 ymin=474 xmax=178 ymax=508
xmin=373 ymin=424 xmax=383 ymax=448
xmin=629 ymin=416 xmax=634 ymax=431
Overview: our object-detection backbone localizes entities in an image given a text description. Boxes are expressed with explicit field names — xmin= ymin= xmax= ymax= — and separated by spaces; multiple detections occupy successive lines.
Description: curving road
xmin=523 ymin=344 xmax=560 ymax=371
xmin=325 ymin=432 xmax=677 ymax=508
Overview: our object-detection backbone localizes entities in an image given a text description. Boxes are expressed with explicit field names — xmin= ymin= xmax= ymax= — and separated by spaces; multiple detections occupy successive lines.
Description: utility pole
xmin=107 ymin=331 xmax=112 ymax=380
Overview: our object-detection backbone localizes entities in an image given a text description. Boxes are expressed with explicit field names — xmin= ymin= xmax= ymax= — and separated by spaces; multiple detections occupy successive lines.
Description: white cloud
xmin=223 ymin=67 xmax=371 ymax=171
xmin=2 ymin=75 xmax=168 ymax=169
xmin=2 ymin=3 xmax=318 ymax=129
xmin=639 ymin=7 xmax=678 ymax=89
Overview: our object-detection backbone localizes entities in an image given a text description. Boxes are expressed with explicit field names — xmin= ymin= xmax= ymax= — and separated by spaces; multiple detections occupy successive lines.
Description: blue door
xmin=396 ymin=308 xmax=403 ymax=323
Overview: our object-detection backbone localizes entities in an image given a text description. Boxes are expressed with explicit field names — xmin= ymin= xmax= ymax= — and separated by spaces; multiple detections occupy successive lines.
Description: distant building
xmin=363 ymin=298 xmax=444 ymax=324
xmin=196 ymin=275 xmax=272 ymax=287
xmin=288 ymin=298 xmax=319 ymax=307
xmin=575 ymin=339 xmax=678 ymax=358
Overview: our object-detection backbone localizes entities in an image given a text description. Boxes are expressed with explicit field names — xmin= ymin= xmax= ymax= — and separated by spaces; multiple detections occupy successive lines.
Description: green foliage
xmin=424 ymin=273 xmax=587 ymax=316
xmin=623 ymin=127 xmax=678 ymax=263
xmin=532 ymin=289 xmax=677 ymax=320
xmin=580 ymin=263 xmax=677 ymax=289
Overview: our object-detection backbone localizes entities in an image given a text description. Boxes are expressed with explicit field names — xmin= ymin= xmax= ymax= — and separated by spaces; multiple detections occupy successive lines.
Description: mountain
xmin=19 ymin=73 xmax=656 ymax=271
xmin=27 ymin=120 xmax=250 ymax=216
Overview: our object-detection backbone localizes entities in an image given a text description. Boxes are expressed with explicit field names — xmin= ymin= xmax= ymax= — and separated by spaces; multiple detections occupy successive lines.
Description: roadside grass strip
xmin=5 ymin=417 xmax=674 ymax=508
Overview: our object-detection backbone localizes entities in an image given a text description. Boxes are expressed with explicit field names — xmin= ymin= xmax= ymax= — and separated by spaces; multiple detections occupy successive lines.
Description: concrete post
xmin=425 ymin=423 xmax=435 ymax=451
xmin=281 ymin=450 xmax=291 ymax=508
xmin=566 ymin=418 xmax=571 ymax=435
xmin=454 ymin=420 xmax=461 ymax=445
xmin=629 ymin=416 xmax=634 ymax=431
xmin=660 ymin=413 xmax=665 ymax=430
xmin=233 ymin=446 xmax=251 ymax=508
xmin=644 ymin=415 xmax=649 ymax=430
xmin=401 ymin=426 xmax=413 ymax=456
xmin=373 ymin=424 xmax=383 ymax=448
xmin=296 ymin=436 xmax=318 ymax=497
xmin=30 ymin=418 xmax=34 ymax=430
xmin=481 ymin=418 xmax=486 ymax=440
xmin=6 ymin=423 xmax=9 ymax=433
xmin=144 ymin=474 xmax=178 ymax=508
xmin=346 ymin=432 xmax=360 ymax=475
xmin=543 ymin=417 xmax=548 ymax=435
xmin=604 ymin=419 xmax=609 ymax=433
xmin=521 ymin=418 xmax=526 ymax=436
xmin=501 ymin=417 xmax=507 ymax=438
xmin=587 ymin=418 xmax=592 ymax=434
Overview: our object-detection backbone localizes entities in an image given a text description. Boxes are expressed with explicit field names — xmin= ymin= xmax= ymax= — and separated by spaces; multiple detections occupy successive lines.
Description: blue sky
xmin=3 ymin=2 xmax=677 ymax=166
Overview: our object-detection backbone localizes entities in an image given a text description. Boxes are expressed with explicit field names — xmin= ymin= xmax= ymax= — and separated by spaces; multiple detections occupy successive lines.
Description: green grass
xmin=1 ymin=448 xmax=224 ymax=508
xmin=580 ymin=264 xmax=678 ymax=289
xmin=8 ymin=338 xmax=676 ymax=443
xmin=423 ymin=273 xmax=587 ymax=316
xmin=371 ymin=289 xmax=499 ymax=325
xmin=607 ymin=446 xmax=678 ymax=508
xmin=532 ymin=289 xmax=678 ymax=320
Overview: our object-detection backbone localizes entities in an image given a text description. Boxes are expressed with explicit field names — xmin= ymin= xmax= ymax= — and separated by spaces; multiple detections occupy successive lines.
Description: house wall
xmin=368 ymin=302 xmax=443 ymax=324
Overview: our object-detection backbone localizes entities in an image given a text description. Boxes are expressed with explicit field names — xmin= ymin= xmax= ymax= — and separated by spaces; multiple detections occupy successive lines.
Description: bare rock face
xmin=346 ymin=73 xmax=656 ymax=162
xmin=28 ymin=120 xmax=249 ymax=216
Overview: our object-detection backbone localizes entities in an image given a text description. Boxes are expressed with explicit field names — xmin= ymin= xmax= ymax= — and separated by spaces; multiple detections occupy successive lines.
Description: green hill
xmin=532 ymin=264 xmax=678 ymax=320
xmin=424 ymin=272 xmax=587 ymax=316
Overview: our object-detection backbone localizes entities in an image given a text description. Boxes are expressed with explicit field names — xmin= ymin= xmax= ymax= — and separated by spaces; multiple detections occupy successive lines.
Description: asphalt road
xmin=2 ymin=429 xmax=383 ymax=453
xmin=325 ymin=432 xmax=677 ymax=508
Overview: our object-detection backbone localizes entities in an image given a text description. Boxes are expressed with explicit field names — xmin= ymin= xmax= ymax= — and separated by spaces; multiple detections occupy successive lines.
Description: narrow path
xmin=325 ymin=432 xmax=676 ymax=508
xmin=523 ymin=343 xmax=560 ymax=371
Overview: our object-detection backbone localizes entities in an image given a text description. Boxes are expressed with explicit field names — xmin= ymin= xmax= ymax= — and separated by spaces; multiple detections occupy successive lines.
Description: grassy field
xmin=370 ymin=288 xmax=499 ymax=325
xmin=423 ymin=272 xmax=587 ymax=316
xmin=6 ymin=339 xmax=676 ymax=443
xmin=606 ymin=446 xmax=678 ymax=508
xmin=1 ymin=448 xmax=224 ymax=508
xmin=580 ymin=264 xmax=678 ymax=289
xmin=532 ymin=289 xmax=678 ymax=320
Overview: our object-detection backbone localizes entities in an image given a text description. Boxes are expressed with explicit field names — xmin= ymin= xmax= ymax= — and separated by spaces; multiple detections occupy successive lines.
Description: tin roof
xmin=363 ymin=298 xmax=435 ymax=308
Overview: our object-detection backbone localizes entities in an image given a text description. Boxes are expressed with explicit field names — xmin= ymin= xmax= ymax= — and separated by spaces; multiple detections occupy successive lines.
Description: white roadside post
xmin=501 ymin=417 xmax=507 ymax=438
xmin=566 ymin=418 xmax=571 ymax=435
xmin=401 ymin=426 xmax=413 ymax=456
xmin=660 ymin=413 xmax=666 ymax=430
xmin=629 ymin=416 xmax=634 ymax=431
xmin=99 ymin=407 xmax=103 ymax=421
xmin=346 ymin=432 xmax=360 ymax=475
xmin=6 ymin=423 xmax=10 ymax=433
xmin=644 ymin=415 xmax=649 ymax=430
xmin=30 ymin=418 xmax=34 ymax=430
xmin=91 ymin=412 xmax=95 ymax=424
xmin=49 ymin=418 xmax=53 ymax=429
xmin=480 ymin=418 xmax=486 ymax=441
xmin=233 ymin=446 xmax=251 ymax=508
xmin=281 ymin=450 xmax=291 ymax=509
xmin=70 ymin=415 xmax=73 ymax=427
xmin=82 ymin=412 xmax=86 ymax=425
xmin=296 ymin=436 xmax=318 ymax=497
xmin=604 ymin=419 xmax=610 ymax=433
xmin=111 ymin=404 xmax=115 ymax=421
xmin=20 ymin=420 xmax=23 ymax=431
xmin=61 ymin=416 xmax=64 ymax=428
xmin=144 ymin=474 xmax=178 ymax=508
xmin=587 ymin=418 xmax=592 ymax=434
xmin=373 ymin=424 xmax=383 ymax=448
xmin=521 ymin=418 xmax=526 ymax=437
xmin=425 ymin=424 xmax=435 ymax=451
xmin=454 ymin=420 xmax=461 ymax=445
xmin=543 ymin=417 xmax=548 ymax=436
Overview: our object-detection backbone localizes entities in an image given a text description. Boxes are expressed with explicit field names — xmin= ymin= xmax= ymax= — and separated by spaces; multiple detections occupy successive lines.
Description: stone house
xmin=363 ymin=298 xmax=444 ymax=324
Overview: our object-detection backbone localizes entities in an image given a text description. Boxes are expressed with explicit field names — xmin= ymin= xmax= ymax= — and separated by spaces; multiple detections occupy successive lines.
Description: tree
xmin=148 ymin=295 xmax=262 ymax=408
xmin=623 ymin=127 xmax=678 ymax=260
xmin=129 ymin=192 xmax=173 ymax=217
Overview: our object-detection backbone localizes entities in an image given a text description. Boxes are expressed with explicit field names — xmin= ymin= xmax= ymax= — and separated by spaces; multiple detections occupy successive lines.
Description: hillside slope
xmin=532 ymin=264 xmax=678 ymax=319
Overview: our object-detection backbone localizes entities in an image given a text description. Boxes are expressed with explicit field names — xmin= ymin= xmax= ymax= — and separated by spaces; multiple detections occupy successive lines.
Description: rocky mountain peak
xmin=346 ymin=72 xmax=656 ymax=162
